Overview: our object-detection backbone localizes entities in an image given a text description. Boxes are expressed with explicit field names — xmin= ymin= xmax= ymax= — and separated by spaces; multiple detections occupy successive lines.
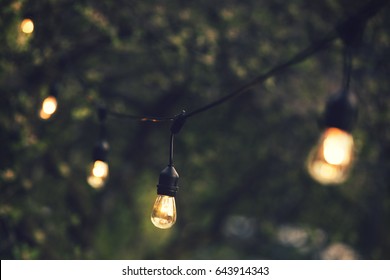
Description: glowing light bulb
xmin=151 ymin=195 xmax=177 ymax=229
xmin=92 ymin=160 xmax=109 ymax=177
xmin=21 ymin=18 xmax=34 ymax=34
xmin=307 ymin=127 xmax=354 ymax=185
xmin=87 ymin=160 xmax=109 ymax=189
xmin=39 ymin=109 xmax=51 ymax=120
xmin=42 ymin=96 xmax=57 ymax=114
xmin=39 ymin=96 xmax=57 ymax=119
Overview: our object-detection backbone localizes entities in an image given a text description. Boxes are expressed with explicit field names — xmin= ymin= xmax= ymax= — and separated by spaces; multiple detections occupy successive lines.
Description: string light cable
xmin=101 ymin=0 xmax=387 ymax=123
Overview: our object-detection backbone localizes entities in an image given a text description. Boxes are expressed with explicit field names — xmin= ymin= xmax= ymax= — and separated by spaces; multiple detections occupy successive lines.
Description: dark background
xmin=0 ymin=0 xmax=389 ymax=259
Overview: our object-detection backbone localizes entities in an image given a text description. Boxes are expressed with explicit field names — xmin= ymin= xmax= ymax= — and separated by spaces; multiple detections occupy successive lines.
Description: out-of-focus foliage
xmin=0 ymin=0 xmax=389 ymax=259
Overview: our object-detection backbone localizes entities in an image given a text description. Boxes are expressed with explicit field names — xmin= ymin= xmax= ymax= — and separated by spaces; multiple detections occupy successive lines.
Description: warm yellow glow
xmin=92 ymin=160 xmax=109 ymax=178
xmin=307 ymin=127 xmax=354 ymax=185
xmin=21 ymin=18 xmax=34 ymax=34
xmin=87 ymin=175 xmax=105 ymax=189
xmin=42 ymin=96 xmax=58 ymax=115
xmin=39 ymin=109 xmax=51 ymax=120
xmin=87 ymin=160 xmax=109 ymax=189
xmin=323 ymin=128 xmax=353 ymax=165
xmin=151 ymin=195 xmax=176 ymax=229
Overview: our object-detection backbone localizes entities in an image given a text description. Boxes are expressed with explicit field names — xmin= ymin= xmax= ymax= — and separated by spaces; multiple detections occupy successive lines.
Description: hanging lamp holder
xmin=324 ymin=93 xmax=357 ymax=132
xmin=92 ymin=140 xmax=109 ymax=162
xmin=157 ymin=165 xmax=179 ymax=197
xmin=92 ymin=105 xmax=109 ymax=161
xmin=155 ymin=110 xmax=186 ymax=197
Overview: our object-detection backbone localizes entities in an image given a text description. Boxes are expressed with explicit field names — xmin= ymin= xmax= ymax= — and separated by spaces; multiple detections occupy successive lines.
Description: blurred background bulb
xmin=307 ymin=127 xmax=354 ymax=185
xmin=39 ymin=96 xmax=58 ymax=120
xmin=87 ymin=160 xmax=109 ymax=189
xmin=151 ymin=195 xmax=176 ymax=229
xmin=20 ymin=18 xmax=34 ymax=34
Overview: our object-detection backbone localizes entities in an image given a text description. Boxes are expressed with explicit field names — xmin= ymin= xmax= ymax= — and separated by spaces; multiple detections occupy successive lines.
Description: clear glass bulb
xmin=42 ymin=96 xmax=58 ymax=115
xmin=151 ymin=195 xmax=176 ymax=229
xmin=307 ymin=127 xmax=354 ymax=185
xmin=39 ymin=96 xmax=57 ymax=119
xmin=87 ymin=160 xmax=109 ymax=189
xmin=21 ymin=18 xmax=34 ymax=34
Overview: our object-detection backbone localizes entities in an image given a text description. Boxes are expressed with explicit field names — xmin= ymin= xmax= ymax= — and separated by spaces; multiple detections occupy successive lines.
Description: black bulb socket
xmin=49 ymin=84 xmax=59 ymax=98
xmin=157 ymin=165 xmax=179 ymax=197
xmin=93 ymin=140 xmax=109 ymax=162
xmin=324 ymin=92 xmax=357 ymax=132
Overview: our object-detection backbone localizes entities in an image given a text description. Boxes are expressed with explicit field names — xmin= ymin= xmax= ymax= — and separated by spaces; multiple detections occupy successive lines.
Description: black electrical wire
xmin=186 ymin=32 xmax=335 ymax=118
xmin=169 ymin=133 xmax=174 ymax=166
xmin=103 ymin=32 xmax=335 ymax=123
xmin=341 ymin=45 xmax=353 ymax=96
xmin=105 ymin=110 xmax=174 ymax=122
xmin=187 ymin=0 xmax=388 ymax=118
xmin=96 ymin=106 xmax=108 ymax=139
xmin=103 ymin=0 xmax=388 ymax=123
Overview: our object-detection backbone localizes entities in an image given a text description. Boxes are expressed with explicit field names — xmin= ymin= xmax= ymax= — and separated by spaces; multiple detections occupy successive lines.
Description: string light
xmin=307 ymin=127 xmax=355 ymax=185
xmin=20 ymin=18 xmax=34 ymax=34
xmin=150 ymin=112 xmax=186 ymax=229
xmin=151 ymin=165 xmax=179 ymax=229
xmin=39 ymin=86 xmax=58 ymax=120
xmin=87 ymin=107 xmax=110 ymax=189
xmin=87 ymin=141 xmax=110 ymax=189
xmin=77 ymin=1 xmax=386 ymax=227
xmin=307 ymin=34 xmax=357 ymax=185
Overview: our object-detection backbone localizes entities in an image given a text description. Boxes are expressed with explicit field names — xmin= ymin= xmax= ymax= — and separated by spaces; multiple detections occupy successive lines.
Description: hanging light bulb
xmin=87 ymin=159 xmax=109 ymax=189
xmin=39 ymin=96 xmax=58 ymax=120
xmin=307 ymin=93 xmax=357 ymax=185
xmin=151 ymin=165 xmax=179 ymax=229
xmin=151 ymin=112 xmax=186 ymax=229
xmin=87 ymin=140 xmax=109 ymax=189
xmin=151 ymin=195 xmax=177 ymax=229
xmin=307 ymin=127 xmax=354 ymax=184
xmin=87 ymin=107 xmax=109 ymax=189
xmin=20 ymin=18 xmax=34 ymax=34
xmin=39 ymin=86 xmax=59 ymax=120
xmin=307 ymin=37 xmax=359 ymax=186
